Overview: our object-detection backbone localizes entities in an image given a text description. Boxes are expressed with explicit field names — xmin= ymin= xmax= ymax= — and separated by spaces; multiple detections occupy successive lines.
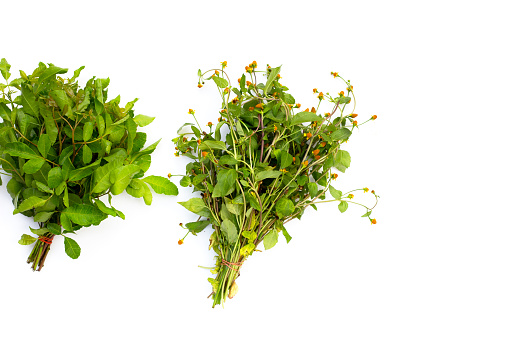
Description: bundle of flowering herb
xmin=0 ymin=59 xmax=178 ymax=270
xmin=174 ymin=61 xmax=379 ymax=307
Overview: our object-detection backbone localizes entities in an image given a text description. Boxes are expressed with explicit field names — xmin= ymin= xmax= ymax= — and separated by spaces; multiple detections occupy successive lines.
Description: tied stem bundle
xmin=174 ymin=61 xmax=379 ymax=307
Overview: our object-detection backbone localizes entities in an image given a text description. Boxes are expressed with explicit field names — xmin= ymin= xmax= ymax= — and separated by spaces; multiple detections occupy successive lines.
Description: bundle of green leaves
xmin=174 ymin=61 xmax=379 ymax=307
xmin=0 ymin=59 xmax=178 ymax=271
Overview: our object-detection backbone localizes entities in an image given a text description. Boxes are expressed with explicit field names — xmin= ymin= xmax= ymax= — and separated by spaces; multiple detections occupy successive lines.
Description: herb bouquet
xmin=174 ymin=61 xmax=379 ymax=307
xmin=0 ymin=59 xmax=178 ymax=271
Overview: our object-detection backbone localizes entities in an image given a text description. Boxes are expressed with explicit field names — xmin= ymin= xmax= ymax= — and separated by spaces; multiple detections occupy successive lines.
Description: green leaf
xmin=220 ymin=219 xmax=238 ymax=244
xmin=110 ymin=164 xmax=141 ymax=195
xmin=308 ymin=182 xmax=318 ymax=198
xmin=37 ymin=134 xmax=51 ymax=158
xmin=279 ymin=150 xmax=293 ymax=169
xmin=180 ymin=176 xmax=192 ymax=187
xmin=178 ymin=198 xmax=211 ymax=218
xmin=23 ymin=158 xmax=45 ymax=174
xmin=335 ymin=150 xmax=351 ymax=169
xmin=83 ymin=122 xmax=94 ymax=142
xmin=95 ymin=199 xmax=117 ymax=217
xmin=240 ymin=243 xmax=255 ymax=257
xmin=212 ymin=76 xmax=228 ymax=88
xmin=263 ymin=229 xmax=278 ymax=250
xmin=281 ymin=225 xmax=292 ymax=243
xmin=133 ymin=114 xmax=155 ymax=127
xmin=0 ymin=58 xmax=11 ymax=80
xmin=50 ymin=90 xmax=73 ymax=117
xmin=47 ymin=223 xmax=61 ymax=235
xmin=34 ymin=211 xmax=54 ymax=222
xmin=142 ymin=175 xmax=178 ymax=195
xmin=137 ymin=138 xmax=160 ymax=155
xmin=199 ymin=140 xmax=227 ymax=151
xmin=82 ymin=144 xmax=92 ymax=164
xmin=219 ymin=155 xmax=239 ymax=165
xmin=255 ymin=170 xmax=281 ymax=182
xmin=60 ymin=213 xmax=73 ymax=232
xmin=15 ymin=196 xmax=47 ymax=213
xmin=329 ymin=186 xmax=342 ymax=200
xmin=68 ymin=161 xmax=99 ymax=181
xmin=264 ymin=65 xmax=281 ymax=93
xmin=20 ymin=84 xmax=40 ymax=117
xmin=275 ymin=198 xmax=295 ymax=218
xmin=338 ymin=201 xmax=348 ymax=213
xmin=291 ymin=112 xmax=322 ymax=125
xmin=242 ymin=230 xmax=257 ymax=242
xmin=330 ymin=128 xmax=352 ymax=141
xmin=48 ymin=167 xmax=64 ymax=188
xmin=18 ymin=234 xmax=37 ymax=245
xmin=91 ymin=161 xmax=120 ymax=193
xmin=62 ymin=204 xmax=106 ymax=226
xmin=186 ymin=220 xmax=210 ymax=235
xmin=64 ymin=237 xmax=81 ymax=259
xmin=361 ymin=211 xmax=372 ymax=218
xmin=212 ymin=169 xmax=238 ymax=198
xmin=4 ymin=142 xmax=39 ymax=159
xmin=39 ymin=66 xmax=68 ymax=84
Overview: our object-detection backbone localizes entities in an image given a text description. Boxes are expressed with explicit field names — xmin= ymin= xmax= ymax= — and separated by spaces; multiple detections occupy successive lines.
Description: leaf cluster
xmin=174 ymin=62 xmax=378 ymax=307
xmin=0 ymin=59 xmax=177 ymax=266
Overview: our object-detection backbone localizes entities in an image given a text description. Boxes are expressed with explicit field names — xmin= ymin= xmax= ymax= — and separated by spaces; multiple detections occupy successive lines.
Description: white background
xmin=1 ymin=0 xmax=508 ymax=338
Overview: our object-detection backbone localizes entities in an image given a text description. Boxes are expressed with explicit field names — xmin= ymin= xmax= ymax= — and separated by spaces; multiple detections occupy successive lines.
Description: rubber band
xmin=38 ymin=236 xmax=54 ymax=245
xmin=221 ymin=258 xmax=244 ymax=271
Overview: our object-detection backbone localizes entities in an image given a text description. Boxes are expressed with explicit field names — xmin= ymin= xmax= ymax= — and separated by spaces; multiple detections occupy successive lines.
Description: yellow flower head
xmin=371 ymin=219 xmax=377 ymax=225
xmin=320 ymin=141 xmax=326 ymax=147
xmin=324 ymin=113 xmax=330 ymax=118
xmin=331 ymin=72 xmax=338 ymax=78
xmin=197 ymin=83 xmax=203 ymax=88
xmin=314 ymin=155 xmax=320 ymax=160
xmin=296 ymin=103 xmax=301 ymax=108
xmin=221 ymin=61 xmax=227 ymax=68
xmin=273 ymin=125 xmax=277 ymax=132
xmin=215 ymin=70 xmax=220 ymax=75
xmin=246 ymin=81 xmax=252 ymax=86
xmin=363 ymin=187 xmax=369 ymax=193
xmin=318 ymin=92 xmax=324 ymax=100
xmin=353 ymin=120 xmax=358 ymax=126
xmin=250 ymin=61 xmax=258 ymax=68
xmin=174 ymin=152 xmax=179 ymax=157
xmin=311 ymin=107 xmax=316 ymax=113
xmin=347 ymin=85 xmax=353 ymax=91
xmin=302 ymin=160 xmax=309 ymax=167
xmin=245 ymin=66 xmax=253 ymax=73
xmin=188 ymin=109 xmax=195 ymax=114
xmin=197 ymin=139 xmax=202 ymax=145
xmin=238 ymin=78 xmax=241 ymax=83
xmin=167 ymin=173 xmax=172 ymax=178
xmin=207 ymin=122 xmax=213 ymax=127
xmin=201 ymin=151 xmax=208 ymax=157
xmin=224 ymin=87 xmax=230 ymax=93
xmin=255 ymin=103 xmax=263 ymax=108
xmin=313 ymin=88 xmax=318 ymax=93
xmin=312 ymin=149 xmax=320 ymax=155
xmin=332 ymin=173 xmax=338 ymax=180
xmin=372 ymin=115 xmax=378 ymax=120
xmin=178 ymin=239 xmax=184 ymax=245
xmin=306 ymin=132 xmax=312 ymax=139
xmin=339 ymin=91 xmax=344 ymax=96
xmin=280 ymin=168 xmax=288 ymax=173
xmin=347 ymin=194 xmax=354 ymax=199
xmin=351 ymin=113 xmax=358 ymax=118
